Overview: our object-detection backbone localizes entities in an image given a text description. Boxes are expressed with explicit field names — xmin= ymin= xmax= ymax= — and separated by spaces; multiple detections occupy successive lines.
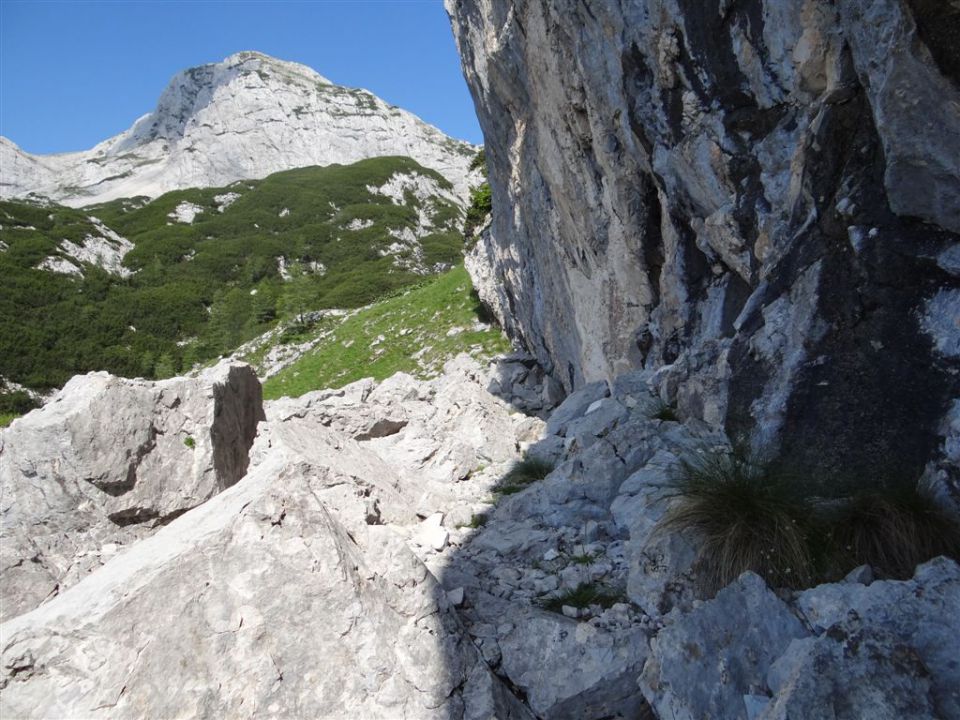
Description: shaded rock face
xmin=0 ymin=362 xmax=264 ymax=622
xmin=446 ymin=0 xmax=960 ymax=484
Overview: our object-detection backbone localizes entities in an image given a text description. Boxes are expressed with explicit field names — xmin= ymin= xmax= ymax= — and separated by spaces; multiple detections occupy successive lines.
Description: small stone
xmin=743 ymin=694 xmax=771 ymax=720
xmin=843 ymin=564 xmax=875 ymax=585
xmin=562 ymin=605 xmax=579 ymax=619
xmin=534 ymin=576 xmax=560 ymax=594
xmin=447 ymin=587 xmax=465 ymax=606
xmin=543 ymin=548 xmax=560 ymax=562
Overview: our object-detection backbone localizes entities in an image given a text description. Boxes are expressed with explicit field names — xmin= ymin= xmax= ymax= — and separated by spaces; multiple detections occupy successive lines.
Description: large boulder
xmin=0 ymin=416 xmax=530 ymax=720
xmin=794 ymin=557 xmax=960 ymax=718
xmin=446 ymin=0 xmax=960 ymax=484
xmin=641 ymin=573 xmax=809 ymax=720
xmin=267 ymin=355 xmax=544 ymax=521
xmin=0 ymin=362 xmax=264 ymax=621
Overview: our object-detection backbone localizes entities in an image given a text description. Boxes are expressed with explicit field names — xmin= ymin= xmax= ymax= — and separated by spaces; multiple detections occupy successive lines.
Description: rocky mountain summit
xmin=0 ymin=52 xmax=477 ymax=206
xmin=2 ymin=358 xmax=957 ymax=718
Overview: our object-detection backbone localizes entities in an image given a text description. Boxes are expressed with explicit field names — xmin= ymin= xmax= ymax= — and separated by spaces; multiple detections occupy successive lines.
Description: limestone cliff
xmin=447 ymin=0 xmax=960 ymax=486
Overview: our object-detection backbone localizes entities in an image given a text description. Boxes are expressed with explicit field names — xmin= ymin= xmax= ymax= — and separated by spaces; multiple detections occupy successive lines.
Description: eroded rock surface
xmin=447 ymin=0 xmax=960 ymax=487
xmin=2 ymin=354 xmax=959 ymax=718
xmin=0 ymin=362 xmax=263 ymax=621
xmin=0 ymin=421 xmax=528 ymax=720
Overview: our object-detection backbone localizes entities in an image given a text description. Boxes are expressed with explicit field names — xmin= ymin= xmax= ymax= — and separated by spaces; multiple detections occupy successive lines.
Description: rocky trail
xmin=2 ymin=357 xmax=957 ymax=719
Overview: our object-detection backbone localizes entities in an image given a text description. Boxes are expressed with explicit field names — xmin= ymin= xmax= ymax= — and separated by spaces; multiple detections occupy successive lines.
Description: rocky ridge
xmin=1 ymin=51 xmax=478 ymax=206
xmin=2 ymin=357 xmax=958 ymax=718
xmin=448 ymin=0 xmax=960 ymax=490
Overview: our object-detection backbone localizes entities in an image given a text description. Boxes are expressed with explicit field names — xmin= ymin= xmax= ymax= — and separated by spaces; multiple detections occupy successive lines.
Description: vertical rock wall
xmin=447 ymin=0 xmax=960 ymax=485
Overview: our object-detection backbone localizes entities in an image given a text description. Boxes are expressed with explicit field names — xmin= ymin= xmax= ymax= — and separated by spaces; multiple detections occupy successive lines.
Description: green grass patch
xmin=458 ymin=513 xmax=489 ymax=529
xmin=541 ymin=583 xmax=626 ymax=613
xmin=183 ymin=436 xmax=195 ymax=449
xmin=493 ymin=456 xmax=555 ymax=496
xmin=0 ymin=412 xmax=19 ymax=428
xmin=826 ymin=482 xmax=960 ymax=580
xmin=660 ymin=448 xmax=815 ymax=595
xmin=262 ymin=266 xmax=511 ymax=399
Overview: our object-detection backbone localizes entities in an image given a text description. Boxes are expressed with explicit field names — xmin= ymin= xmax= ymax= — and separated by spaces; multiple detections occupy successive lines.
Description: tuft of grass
xmin=183 ymin=436 xmax=195 ymax=449
xmin=494 ymin=457 xmax=555 ymax=496
xmin=660 ymin=448 xmax=960 ymax=593
xmin=0 ymin=412 xmax=18 ymax=428
xmin=827 ymin=481 xmax=960 ymax=580
xmin=660 ymin=448 xmax=815 ymax=595
xmin=460 ymin=513 xmax=489 ymax=529
xmin=569 ymin=553 xmax=595 ymax=566
xmin=541 ymin=583 xmax=625 ymax=613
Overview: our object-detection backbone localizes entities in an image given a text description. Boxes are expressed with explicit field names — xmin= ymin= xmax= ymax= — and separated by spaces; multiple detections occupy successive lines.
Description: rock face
xmin=446 ymin=0 xmax=960 ymax=485
xmin=0 ymin=51 xmax=477 ymax=205
xmin=0 ymin=362 xmax=264 ymax=621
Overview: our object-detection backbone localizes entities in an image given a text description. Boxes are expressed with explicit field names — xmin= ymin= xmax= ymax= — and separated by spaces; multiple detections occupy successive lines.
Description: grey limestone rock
xmin=0 ymin=420 xmax=528 ymax=720
xmin=641 ymin=572 xmax=809 ymax=720
xmin=795 ymin=557 xmax=960 ymax=718
xmin=447 ymin=0 xmax=960 ymax=484
xmin=0 ymin=362 xmax=264 ymax=622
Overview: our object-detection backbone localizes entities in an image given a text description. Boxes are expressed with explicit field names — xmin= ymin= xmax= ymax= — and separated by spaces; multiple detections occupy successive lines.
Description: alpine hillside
xmin=0 ymin=157 xmax=472 ymax=397
xmin=0 ymin=51 xmax=478 ymax=206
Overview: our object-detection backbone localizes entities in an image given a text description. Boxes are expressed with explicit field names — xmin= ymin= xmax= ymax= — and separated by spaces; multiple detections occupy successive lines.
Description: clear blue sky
xmin=0 ymin=0 xmax=482 ymax=154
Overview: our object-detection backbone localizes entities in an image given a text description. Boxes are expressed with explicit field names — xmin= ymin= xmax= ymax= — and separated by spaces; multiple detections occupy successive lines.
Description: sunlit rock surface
xmin=0 ymin=52 xmax=478 ymax=205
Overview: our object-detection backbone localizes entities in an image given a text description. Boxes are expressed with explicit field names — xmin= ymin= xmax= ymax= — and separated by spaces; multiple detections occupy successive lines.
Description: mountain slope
xmin=0 ymin=157 xmax=467 ymax=391
xmin=0 ymin=52 xmax=477 ymax=206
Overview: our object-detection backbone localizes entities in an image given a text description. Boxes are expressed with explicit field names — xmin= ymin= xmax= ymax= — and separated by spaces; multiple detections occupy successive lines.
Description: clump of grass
xmin=183 ymin=436 xmax=196 ymax=449
xmin=827 ymin=481 xmax=960 ymax=580
xmin=660 ymin=447 xmax=960 ymax=594
xmin=495 ymin=457 xmax=554 ymax=495
xmin=650 ymin=398 xmax=679 ymax=422
xmin=660 ymin=448 xmax=815 ymax=595
xmin=569 ymin=553 xmax=595 ymax=566
xmin=541 ymin=583 xmax=625 ymax=613
xmin=461 ymin=513 xmax=489 ymax=529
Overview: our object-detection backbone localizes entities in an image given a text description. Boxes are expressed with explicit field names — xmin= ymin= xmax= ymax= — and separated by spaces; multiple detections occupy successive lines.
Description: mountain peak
xmin=1 ymin=53 xmax=476 ymax=207
xmin=220 ymin=50 xmax=329 ymax=81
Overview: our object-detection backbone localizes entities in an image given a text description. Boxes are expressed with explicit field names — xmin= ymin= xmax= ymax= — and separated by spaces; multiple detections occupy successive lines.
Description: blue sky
xmin=0 ymin=0 xmax=482 ymax=154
